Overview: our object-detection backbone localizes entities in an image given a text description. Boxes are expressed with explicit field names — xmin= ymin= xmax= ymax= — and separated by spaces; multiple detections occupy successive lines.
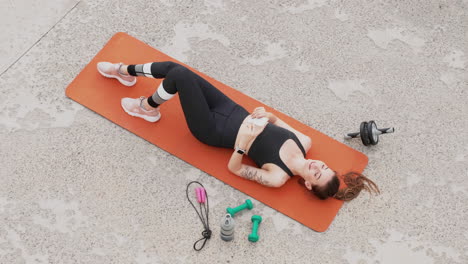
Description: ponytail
xmin=300 ymin=171 xmax=380 ymax=201
xmin=333 ymin=172 xmax=380 ymax=201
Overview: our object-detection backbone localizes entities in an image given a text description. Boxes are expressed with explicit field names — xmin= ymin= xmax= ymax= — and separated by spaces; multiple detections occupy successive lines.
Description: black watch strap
xmin=235 ymin=146 xmax=246 ymax=155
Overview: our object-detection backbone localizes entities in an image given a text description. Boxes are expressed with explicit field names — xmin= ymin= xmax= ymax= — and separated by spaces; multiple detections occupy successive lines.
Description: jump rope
xmin=185 ymin=181 xmax=211 ymax=251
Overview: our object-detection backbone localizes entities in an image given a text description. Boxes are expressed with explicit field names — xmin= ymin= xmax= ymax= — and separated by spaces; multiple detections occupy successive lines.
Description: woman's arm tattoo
xmin=240 ymin=167 xmax=273 ymax=187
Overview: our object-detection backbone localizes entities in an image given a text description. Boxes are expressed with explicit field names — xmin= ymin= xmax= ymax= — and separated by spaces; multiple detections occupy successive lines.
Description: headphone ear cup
xmin=368 ymin=120 xmax=379 ymax=145
xmin=360 ymin=121 xmax=371 ymax=146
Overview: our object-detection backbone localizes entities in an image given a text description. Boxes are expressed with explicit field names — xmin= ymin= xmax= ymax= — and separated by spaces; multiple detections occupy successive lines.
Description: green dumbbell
xmin=248 ymin=215 xmax=262 ymax=242
xmin=226 ymin=199 xmax=253 ymax=217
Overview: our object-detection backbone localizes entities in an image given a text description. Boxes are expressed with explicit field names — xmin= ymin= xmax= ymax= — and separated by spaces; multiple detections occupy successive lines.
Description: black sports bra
xmin=247 ymin=123 xmax=306 ymax=176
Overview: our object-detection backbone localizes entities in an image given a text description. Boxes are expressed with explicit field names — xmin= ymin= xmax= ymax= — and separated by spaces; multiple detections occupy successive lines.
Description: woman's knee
xmin=166 ymin=65 xmax=192 ymax=80
xmin=163 ymin=61 xmax=182 ymax=70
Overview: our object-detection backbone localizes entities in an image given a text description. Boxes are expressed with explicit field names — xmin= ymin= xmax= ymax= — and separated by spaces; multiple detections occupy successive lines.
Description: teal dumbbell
xmin=226 ymin=199 xmax=253 ymax=217
xmin=248 ymin=215 xmax=262 ymax=242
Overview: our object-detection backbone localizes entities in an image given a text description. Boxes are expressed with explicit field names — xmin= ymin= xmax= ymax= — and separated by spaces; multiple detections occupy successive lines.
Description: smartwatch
xmin=235 ymin=146 xmax=246 ymax=155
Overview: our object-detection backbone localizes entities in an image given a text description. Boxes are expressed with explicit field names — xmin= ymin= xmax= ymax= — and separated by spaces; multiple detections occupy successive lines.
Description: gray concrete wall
xmin=0 ymin=0 xmax=466 ymax=263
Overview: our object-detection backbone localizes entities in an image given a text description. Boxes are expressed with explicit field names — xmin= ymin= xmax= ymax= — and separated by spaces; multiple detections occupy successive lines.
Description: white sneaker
xmin=121 ymin=96 xmax=161 ymax=122
xmin=97 ymin=62 xmax=137 ymax=86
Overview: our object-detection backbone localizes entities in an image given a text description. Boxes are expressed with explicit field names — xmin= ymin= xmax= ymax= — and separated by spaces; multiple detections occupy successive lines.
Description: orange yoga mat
xmin=66 ymin=32 xmax=368 ymax=232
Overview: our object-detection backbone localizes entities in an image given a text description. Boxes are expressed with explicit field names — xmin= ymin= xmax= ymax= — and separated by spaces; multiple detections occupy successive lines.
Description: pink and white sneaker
xmin=97 ymin=62 xmax=136 ymax=86
xmin=121 ymin=96 xmax=161 ymax=122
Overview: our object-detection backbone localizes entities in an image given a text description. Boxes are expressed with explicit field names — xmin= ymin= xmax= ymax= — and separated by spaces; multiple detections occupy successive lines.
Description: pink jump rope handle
xmin=195 ymin=188 xmax=206 ymax=203
xmin=201 ymin=189 xmax=206 ymax=203
xmin=196 ymin=188 xmax=202 ymax=203
xmin=196 ymin=188 xmax=206 ymax=204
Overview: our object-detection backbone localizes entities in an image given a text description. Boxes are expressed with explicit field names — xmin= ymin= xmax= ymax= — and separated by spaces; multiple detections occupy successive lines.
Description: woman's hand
xmin=237 ymin=122 xmax=266 ymax=148
xmin=251 ymin=107 xmax=268 ymax=119
xmin=251 ymin=107 xmax=277 ymax=123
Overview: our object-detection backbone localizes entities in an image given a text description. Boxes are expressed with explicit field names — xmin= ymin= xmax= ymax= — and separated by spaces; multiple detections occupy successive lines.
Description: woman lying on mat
xmin=97 ymin=61 xmax=379 ymax=201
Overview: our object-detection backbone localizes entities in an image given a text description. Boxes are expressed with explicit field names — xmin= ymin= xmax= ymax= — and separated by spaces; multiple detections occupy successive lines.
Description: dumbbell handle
xmin=248 ymin=219 xmax=261 ymax=242
xmin=228 ymin=204 xmax=248 ymax=215
xmin=227 ymin=199 xmax=253 ymax=216
xmin=250 ymin=221 xmax=260 ymax=235
xmin=345 ymin=127 xmax=395 ymax=139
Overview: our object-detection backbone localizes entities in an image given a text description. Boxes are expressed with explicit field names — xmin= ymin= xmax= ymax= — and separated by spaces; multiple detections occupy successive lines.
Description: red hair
xmin=299 ymin=171 xmax=380 ymax=201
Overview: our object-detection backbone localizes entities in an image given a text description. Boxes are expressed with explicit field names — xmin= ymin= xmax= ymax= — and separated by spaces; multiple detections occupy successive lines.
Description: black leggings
xmin=127 ymin=61 xmax=249 ymax=148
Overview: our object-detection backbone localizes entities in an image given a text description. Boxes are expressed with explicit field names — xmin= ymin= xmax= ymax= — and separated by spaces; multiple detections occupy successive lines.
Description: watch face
xmin=237 ymin=149 xmax=245 ymax=155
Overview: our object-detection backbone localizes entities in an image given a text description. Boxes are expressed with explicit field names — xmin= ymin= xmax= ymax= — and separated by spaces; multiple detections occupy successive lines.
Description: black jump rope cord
xmin=185 ymin=181 xmax=211 ymax=251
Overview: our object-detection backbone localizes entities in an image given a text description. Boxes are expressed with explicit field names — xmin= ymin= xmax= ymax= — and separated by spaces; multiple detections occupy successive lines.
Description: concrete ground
xmin=0 ymin=0 xmax=467 ymax=263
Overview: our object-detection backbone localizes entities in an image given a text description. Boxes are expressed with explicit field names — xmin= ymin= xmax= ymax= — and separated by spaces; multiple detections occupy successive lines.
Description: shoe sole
xmin=97 ymin=67 xmax=136 ymax=87
xmin=121 ymin=101 xmax=161 ymax=123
